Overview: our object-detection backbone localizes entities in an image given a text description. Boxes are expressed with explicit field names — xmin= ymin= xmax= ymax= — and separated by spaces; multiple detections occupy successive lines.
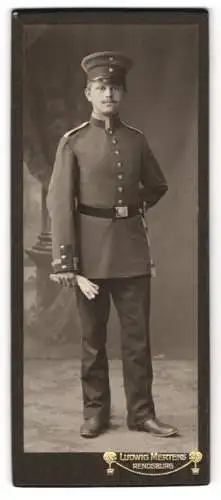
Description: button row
xmin=106 ymin=134 xmax=124 ymax=204
xmin=115 ymin=143 xmax=123 ymax=204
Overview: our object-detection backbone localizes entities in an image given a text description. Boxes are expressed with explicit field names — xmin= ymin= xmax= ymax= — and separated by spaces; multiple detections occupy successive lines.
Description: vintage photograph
xmin=22 ymin=19 xmax=199 ymax=455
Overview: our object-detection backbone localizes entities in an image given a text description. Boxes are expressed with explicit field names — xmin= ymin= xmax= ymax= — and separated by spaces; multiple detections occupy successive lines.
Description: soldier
xmin=47 ymin=51 xmax=178 ymax=438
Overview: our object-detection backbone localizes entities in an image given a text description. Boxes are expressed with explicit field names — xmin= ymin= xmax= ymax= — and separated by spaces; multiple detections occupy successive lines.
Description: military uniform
xmin=47 ymin=52 xmax=168 ymax=427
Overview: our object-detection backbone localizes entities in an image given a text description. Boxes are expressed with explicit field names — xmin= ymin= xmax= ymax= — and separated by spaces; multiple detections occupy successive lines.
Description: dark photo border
xmin=11 ymin=8 xmax=209 ymax=487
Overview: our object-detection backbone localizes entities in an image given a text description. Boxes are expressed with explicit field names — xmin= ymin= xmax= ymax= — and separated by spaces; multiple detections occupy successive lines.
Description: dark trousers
xmin=75 ymin=275 xmax=155 ymax=425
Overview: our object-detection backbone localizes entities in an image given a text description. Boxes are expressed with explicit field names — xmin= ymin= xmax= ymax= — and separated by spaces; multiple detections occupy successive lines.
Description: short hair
xmin=86 ymin=79 xmax=127 ymax=92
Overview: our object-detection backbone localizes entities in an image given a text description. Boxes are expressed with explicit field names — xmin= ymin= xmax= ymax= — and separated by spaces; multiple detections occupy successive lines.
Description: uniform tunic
xmin=47 ymin=115 xmax=168 ymax=279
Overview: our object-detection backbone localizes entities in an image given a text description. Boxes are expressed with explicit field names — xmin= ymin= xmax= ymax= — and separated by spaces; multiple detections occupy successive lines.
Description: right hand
xmin=50 ymin=272 xmax=99 ymax=300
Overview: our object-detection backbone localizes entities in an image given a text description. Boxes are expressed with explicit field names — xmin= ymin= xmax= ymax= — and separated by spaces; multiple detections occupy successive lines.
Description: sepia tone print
xmin=23 ymin=23 xmax=198 ymax=453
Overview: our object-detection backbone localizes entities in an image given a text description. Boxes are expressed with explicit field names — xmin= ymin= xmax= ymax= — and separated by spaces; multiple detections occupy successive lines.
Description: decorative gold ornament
xmin=189 ymin=451 xmax=203 ymax=475
xmin=103 ymin=451 xmax=117 ymax=475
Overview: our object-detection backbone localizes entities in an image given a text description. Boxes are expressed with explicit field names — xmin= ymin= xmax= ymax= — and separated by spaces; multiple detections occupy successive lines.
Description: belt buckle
xmin=114 ymin=206 xmax=128 ymax=218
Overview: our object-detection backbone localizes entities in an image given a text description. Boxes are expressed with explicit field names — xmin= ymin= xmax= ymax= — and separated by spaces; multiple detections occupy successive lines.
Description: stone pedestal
xmin=25 ymin=186 xmax=58 ymax=311
xmin=25 ymin=232 xmax=59 ymax=310
xmin=24 ymin=184 xmax=80 ymax=345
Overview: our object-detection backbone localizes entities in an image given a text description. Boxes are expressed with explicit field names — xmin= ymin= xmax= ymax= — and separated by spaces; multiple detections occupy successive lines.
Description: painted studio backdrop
xmin=23 ymin=24 xmax=198 ymax=361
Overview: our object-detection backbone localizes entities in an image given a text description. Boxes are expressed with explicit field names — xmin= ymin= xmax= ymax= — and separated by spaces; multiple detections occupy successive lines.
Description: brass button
xmin=114 ymin=150 xmax=120 ymax=155
xmin=117 ymin=161 xmax=122 ymax=167
xmin=118 ymin=186 xmax=123 ymax=192
xmin=61 ymin=255 xmax=66 ymax=260
xmin=109 ymin=56 xmax=114 ymax=61
xmin=108 ymin=67 xmax=114 ymax=73
xmin=118 ymin=200 xmax=123 ymax=205
xmin=112 ymin=138 xmax=118 ymax=144
xmin=61 ymin=264 xmax=67 ymax=269
xmin=118 ymin=173 xmax=123 ymax=180
xmin=108 ymin=129 xmax=113 ymax=135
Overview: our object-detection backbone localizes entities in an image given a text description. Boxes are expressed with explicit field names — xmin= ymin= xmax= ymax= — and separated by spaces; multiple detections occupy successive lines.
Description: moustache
xmin=102 ymin=100 xmax=117 ymax=104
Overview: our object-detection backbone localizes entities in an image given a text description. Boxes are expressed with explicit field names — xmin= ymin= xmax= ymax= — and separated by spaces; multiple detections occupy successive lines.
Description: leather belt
xmin=79 ymin=203 xmax=139 ymax=219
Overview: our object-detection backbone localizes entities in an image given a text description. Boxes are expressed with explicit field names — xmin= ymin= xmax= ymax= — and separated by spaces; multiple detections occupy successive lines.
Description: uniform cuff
xmin=52 ymin=244 xmax=80 ymax=273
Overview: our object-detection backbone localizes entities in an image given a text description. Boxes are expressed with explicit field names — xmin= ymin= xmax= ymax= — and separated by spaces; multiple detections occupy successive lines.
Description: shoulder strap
xmin=64 ymin=121 xmax=89 ymax=138
xmin=121 ymin=121 xmax=144 ymax=135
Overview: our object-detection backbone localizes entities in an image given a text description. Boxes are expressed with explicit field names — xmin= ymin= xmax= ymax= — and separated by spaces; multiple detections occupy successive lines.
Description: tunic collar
xmin=90 ymin=114 xmax=121 ymax=131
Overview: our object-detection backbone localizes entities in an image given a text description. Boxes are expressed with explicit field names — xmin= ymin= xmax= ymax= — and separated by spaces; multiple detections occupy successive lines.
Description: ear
xmin=84 ymin=86 xmax=92 ymax=102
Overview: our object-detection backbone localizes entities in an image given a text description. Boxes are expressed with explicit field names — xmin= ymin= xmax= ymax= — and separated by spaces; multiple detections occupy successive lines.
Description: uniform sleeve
xmin=139 ymin=134 xmax=168 ymax=210
xmin=46 ymin=136 xmax=80 ymax=274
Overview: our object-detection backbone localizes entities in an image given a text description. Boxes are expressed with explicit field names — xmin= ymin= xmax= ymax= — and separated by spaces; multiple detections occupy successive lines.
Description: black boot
xmin=80 ymin=416 xmax=109 ymax=438
xmin=128 ymin=417 xmax=178 ymax=437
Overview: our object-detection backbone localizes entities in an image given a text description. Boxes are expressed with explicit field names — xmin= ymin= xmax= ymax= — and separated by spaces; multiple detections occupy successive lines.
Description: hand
xmin=49 ymin=272 xmax=76 ymax=288
xmin=49 ymin=272 xmax=99 ymax=300
xmin=76 ymin=275 xmax=99 ymax=300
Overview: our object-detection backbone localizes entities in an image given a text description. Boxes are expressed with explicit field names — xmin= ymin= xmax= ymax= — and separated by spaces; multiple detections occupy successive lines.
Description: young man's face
xmin=85 ymin=80 xmax=125 ymax=116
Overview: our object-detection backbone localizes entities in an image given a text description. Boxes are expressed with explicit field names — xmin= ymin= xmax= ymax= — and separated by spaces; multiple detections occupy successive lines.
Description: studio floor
xmin=24 ymin=358 xmax=197 ymax=453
